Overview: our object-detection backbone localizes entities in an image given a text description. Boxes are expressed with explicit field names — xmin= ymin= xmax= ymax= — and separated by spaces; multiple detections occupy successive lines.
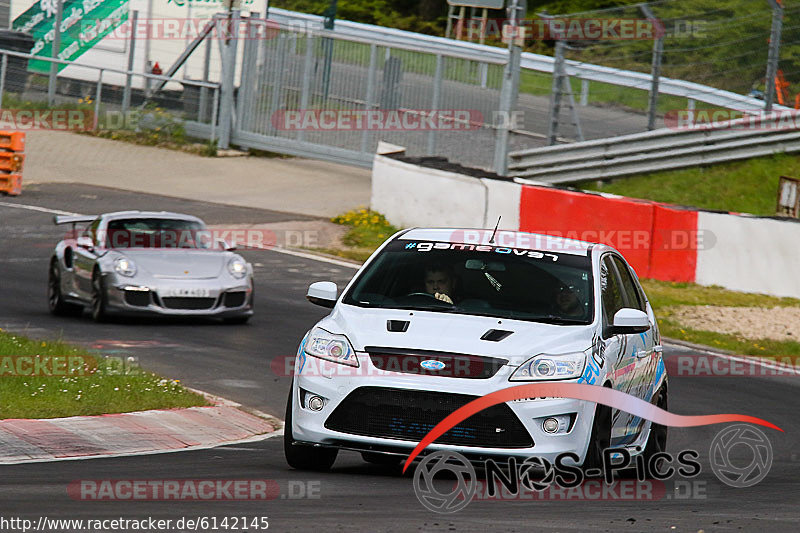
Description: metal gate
xmin=232 ymin=18 xmax=506 ymax=169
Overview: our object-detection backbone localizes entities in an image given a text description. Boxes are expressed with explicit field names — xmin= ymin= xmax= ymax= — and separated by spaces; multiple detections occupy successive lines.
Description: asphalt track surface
xmin=1 ymin=185 xmax=798 ymax=532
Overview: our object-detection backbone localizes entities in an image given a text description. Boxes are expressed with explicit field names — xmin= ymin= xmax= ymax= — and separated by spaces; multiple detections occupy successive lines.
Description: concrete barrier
xmin=370 ymin=152 xmax=521 ymax=230
xmin=696 ymin=212 xmax=800 ymax=298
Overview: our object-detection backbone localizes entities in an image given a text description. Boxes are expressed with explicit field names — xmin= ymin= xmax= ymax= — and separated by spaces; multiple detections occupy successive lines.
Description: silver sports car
xmin=48 ymin=211 xmax=254 ymax=323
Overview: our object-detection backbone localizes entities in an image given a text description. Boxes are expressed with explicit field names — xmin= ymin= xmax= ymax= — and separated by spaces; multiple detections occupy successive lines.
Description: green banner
xmin=12 ymin=0 xmax=129 ymax=73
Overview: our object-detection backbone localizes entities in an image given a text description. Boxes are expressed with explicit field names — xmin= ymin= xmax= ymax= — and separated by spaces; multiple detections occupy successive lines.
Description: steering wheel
xmin=405 ymin=292 xmax=438 ymax=299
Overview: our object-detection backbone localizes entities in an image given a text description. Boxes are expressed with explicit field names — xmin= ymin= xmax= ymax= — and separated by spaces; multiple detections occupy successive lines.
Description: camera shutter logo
xmin=413 ymin=451 xmax=476 ymax=513
xmin=709 ymin=424 xmax=773 ymax=488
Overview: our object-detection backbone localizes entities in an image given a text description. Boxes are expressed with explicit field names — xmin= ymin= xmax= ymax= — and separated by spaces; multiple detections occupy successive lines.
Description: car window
xmin=600 ymin=256 xmax=625 ymax=324
xmin=104 ymin=218 xmax=209 ymax=249
xmin=85 ymin=218 xmax=101 ymax=245
xmin=612 ymin=256 xmax=645 ymax=311
xmin=342 ymin=239 xmax=594 ymax=324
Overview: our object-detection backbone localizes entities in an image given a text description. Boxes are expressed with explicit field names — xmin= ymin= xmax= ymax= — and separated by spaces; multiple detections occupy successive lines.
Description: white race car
xmin=285 ymin=228 xmax=667 ymax=471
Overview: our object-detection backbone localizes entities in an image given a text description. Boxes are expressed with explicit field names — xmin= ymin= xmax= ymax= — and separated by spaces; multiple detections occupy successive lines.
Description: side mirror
xmin=611 ymin=308 xmax=650 ymax=334
xmin=76 ymin=236 xmax=94 ymax=252
xmin=307 ymin=281 xmax=338 ymax=308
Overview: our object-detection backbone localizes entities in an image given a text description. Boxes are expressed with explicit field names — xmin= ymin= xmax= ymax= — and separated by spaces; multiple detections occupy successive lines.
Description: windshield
xmin=342 ymin=239 xmax=594 ymax=324
xmin=104 ymin=218 xmax=212 ymax=249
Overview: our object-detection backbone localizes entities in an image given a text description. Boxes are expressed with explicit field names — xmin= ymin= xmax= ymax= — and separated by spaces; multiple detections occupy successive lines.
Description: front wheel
xmin=91 ymin=271 xmax=109 ymax=323
xmin=48 ymin=259 xmax=82 ymax=316
xmin=641 ymin=386 xmax=669 ymax=475
xmin=583 ymin=402 xmax=612 ymax=473
xmin=284 ymin=385 xmax=338 ymax=471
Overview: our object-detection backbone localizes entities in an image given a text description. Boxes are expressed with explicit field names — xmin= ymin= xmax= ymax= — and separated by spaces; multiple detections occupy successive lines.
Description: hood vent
xmin=386 ymin=320 xmax=410 ymax=332
xmin=480 ymin=329 xmax=513 ymax=342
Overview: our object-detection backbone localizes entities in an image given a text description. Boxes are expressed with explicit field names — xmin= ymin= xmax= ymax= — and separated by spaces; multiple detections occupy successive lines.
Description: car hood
xmin=112 ymin=249 xmax=227 ymax=279
xmin=318 ymin=304 xmax=595 ymax=366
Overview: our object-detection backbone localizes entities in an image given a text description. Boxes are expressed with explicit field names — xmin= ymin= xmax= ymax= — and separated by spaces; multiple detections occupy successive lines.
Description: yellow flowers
xmin=332 ymin=207 xmax=391 ymax=228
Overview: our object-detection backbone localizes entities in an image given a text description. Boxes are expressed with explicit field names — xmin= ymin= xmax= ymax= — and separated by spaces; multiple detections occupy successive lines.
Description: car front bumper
xmin=290 ymin=353 xmax=598 ymax=464
xmin=103 ymin=273 xmax=254 ymax=317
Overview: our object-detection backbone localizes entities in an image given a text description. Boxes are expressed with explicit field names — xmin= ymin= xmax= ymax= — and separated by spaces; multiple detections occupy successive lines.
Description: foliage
xmin=579 ymin=152 xmax=800 ymax=216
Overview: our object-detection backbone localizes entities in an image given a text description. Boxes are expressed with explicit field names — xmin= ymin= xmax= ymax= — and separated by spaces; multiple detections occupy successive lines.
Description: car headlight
xmin=113 ymin=256 xmax=136 ymax=277
xmin=509 ymin=352 xmax=586 ymax=381
xmin=228 ymin=257 xmax=247 ymax=279
xmin=304 ymin=327 xmax=358 ymax=367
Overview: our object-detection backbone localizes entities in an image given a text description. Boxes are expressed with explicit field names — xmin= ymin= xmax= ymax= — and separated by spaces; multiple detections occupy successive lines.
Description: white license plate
xmin=162 ymin=287 xmax=210 ymax=297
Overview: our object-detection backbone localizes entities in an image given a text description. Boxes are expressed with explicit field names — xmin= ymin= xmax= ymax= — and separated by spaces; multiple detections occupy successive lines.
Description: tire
xmin=641 ymin=386 xmax=669 ymax=476
xmin=361 ymin=452 xmax=402 ymax=466
xmin=583 ymin=401 xmax=612 ymax=473
xmin=284 ymin=384 xmax=338 ymax=471
xmin=47 ymin=259 xmax=82 ymax=316
xmin=91 ymin=270 xmax=109 ymax=323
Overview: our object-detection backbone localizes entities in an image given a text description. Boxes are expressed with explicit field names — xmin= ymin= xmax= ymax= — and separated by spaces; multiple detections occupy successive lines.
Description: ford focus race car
xmin=48 ymin=211 xmax=254 ymax=323
xmin=285 ymin=228 xmax=667 ymax=471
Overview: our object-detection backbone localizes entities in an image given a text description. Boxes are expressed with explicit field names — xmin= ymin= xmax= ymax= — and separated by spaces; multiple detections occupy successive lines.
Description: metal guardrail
xmin=508 ymin=113 xmax=800 ymax=184
xmin=269 ymin=7 xmax=781 ymax=113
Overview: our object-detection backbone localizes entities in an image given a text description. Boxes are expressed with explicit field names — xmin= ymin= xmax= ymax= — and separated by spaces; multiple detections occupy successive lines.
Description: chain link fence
xmin=231 ymin=18 xmax=507 ymax=169
xmin=537 ymin=0 xmax=796 ymax=141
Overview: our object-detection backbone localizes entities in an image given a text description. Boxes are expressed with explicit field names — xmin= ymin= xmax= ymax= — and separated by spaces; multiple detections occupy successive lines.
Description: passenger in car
xmin=553 ymin=284 xmax=586 ymax=318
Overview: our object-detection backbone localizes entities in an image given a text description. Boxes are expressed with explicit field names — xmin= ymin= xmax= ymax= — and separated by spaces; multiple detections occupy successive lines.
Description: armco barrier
xmin=371 ymin=150 xmax=800 ymax=298
xmin=0 ymin=131 xmax=24 ymax=196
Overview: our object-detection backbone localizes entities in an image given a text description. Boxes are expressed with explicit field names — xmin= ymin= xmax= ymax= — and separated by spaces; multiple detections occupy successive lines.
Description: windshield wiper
xmin=529 ymin=315 xmax=587 ymax=325
xmin=391 ymin=304 xmax=456 ymax=312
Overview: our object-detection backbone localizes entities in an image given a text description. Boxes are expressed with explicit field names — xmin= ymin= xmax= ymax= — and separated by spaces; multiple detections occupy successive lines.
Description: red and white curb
xmin=0 ymin=403 xmax=280 ymax=465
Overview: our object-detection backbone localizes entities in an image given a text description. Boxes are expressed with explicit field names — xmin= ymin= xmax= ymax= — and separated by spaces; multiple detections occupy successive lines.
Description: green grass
xmin=579 ymin=152 xmax=800 ymax=216
xmin=640 ymin=279 xmax=800 ymax=358
xmin=0 ymin=330 xmax=208 ymax=419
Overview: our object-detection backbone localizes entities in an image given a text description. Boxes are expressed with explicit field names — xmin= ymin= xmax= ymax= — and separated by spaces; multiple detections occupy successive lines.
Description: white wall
xmin=371 ymin=153 xmax=521 ymax=231
xmin=696 ymin=211 xmax=800 ymax=298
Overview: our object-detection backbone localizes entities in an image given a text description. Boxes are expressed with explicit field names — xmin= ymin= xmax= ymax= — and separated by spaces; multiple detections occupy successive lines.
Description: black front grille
xmin=224 ymin=292 xmax=246 ymax=308
xmin=366 ymin=347 xmax=507 ymax=379
xmin=161 ymin=297 xmax=216 ymax=310
xmin=124 ymin=290 xmax=151 ymax=307
xmin=325 ymin=387 xmax=533 ymax=448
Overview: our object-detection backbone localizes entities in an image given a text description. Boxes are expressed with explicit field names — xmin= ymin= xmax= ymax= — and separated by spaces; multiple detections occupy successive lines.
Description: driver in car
xmin=424 ymin=264 xmax=456 ymax=304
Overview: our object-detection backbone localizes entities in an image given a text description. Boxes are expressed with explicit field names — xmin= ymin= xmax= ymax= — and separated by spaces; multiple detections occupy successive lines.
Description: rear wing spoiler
xmin=53 ymin=215 xmax=96 ymax=225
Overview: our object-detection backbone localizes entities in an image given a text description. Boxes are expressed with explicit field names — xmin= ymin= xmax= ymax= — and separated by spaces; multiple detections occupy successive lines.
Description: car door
xmin=599 ymin=255 xmax=636 ymax=447
xmin=609 ymin=254 xmax=656 ymax=443
xmin=612 ymin=256 xmax=659 ymax=402
xmin=72 ymin=218 xmax=101 ymax=298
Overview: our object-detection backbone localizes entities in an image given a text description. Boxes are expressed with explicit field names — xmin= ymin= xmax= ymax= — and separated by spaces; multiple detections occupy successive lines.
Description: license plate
xmin=162 ymin=287 xmax=210 ymax=297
